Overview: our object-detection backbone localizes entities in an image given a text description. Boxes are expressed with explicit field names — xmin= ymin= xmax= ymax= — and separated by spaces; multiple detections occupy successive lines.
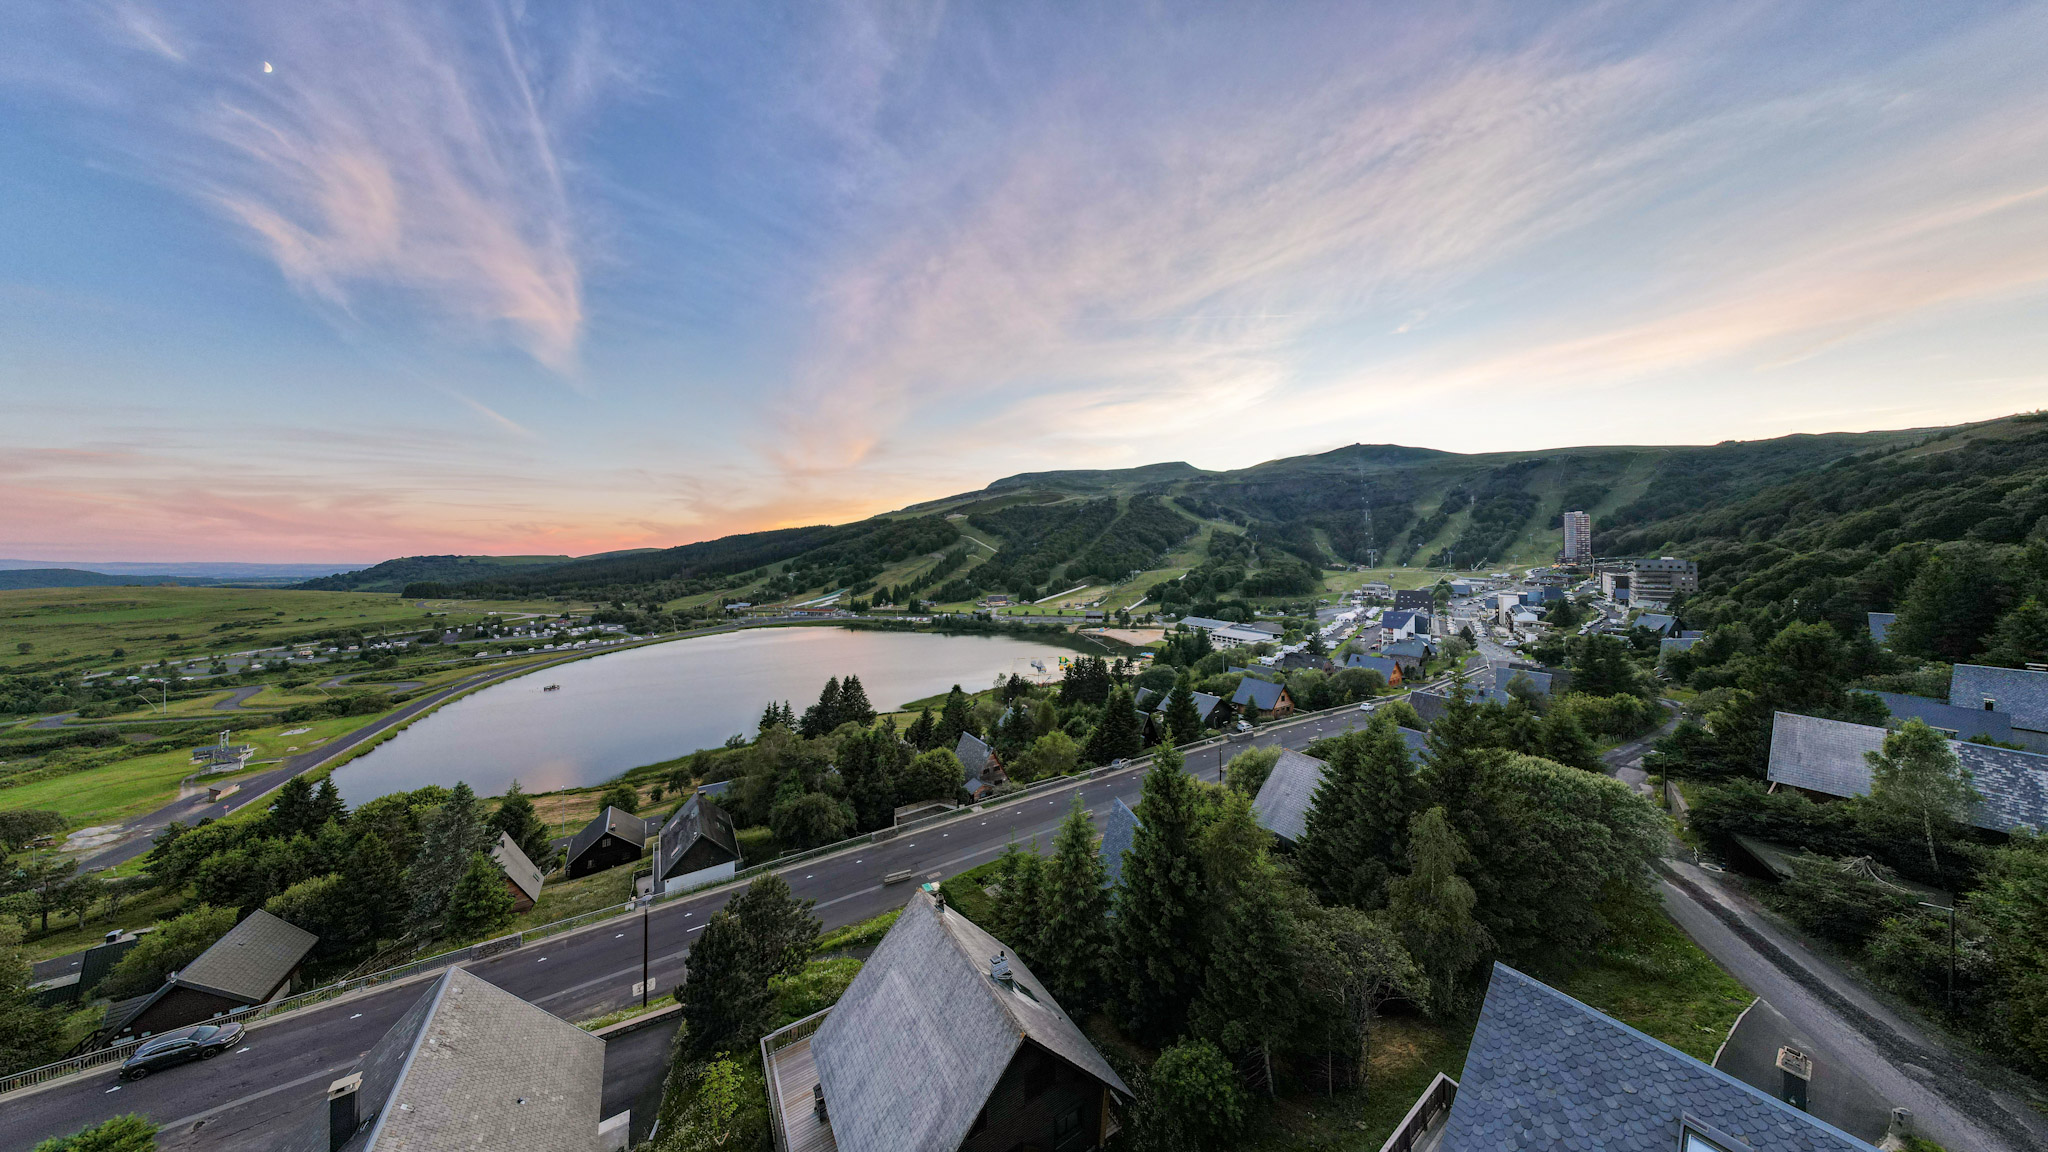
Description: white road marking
xmin=237 ymin=1046 xmax=252 ymax=1053
xmin=538 ymin=957 xmax=548 ymax=962
xmin=349 ymin=1013 xmax=362 ymax=1019
xmin=616 ymin=933 xmax=625 ymax=938
xmin=105 ymin=1086 xmax=120 ymax=1093
xmin=689 ymin=924 xmax=705 ymax=932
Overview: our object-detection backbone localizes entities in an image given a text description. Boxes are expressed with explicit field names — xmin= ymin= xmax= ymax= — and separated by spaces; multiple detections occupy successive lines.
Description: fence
xmin=1377 ymin=1072 xmax=1458 ymax=1152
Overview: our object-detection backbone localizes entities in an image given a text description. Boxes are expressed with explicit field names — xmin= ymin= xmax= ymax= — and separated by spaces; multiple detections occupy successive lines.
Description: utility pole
xmin=641 ymin=902 xmax=651 ymax=1007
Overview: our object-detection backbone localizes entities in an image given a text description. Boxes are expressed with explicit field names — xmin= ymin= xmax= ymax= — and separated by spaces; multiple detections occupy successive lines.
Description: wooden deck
xmin=765 ymin=1033 xmax=838 ymax=1152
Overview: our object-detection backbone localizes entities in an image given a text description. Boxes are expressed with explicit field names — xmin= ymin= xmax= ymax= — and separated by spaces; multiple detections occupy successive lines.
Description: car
xmin=117 ymin=1022 xmax=244 ymax=1080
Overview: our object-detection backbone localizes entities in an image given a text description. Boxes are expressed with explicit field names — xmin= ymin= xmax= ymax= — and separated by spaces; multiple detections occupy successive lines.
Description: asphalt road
xmin=3 ymin=698 xmax=1395 ymax=1151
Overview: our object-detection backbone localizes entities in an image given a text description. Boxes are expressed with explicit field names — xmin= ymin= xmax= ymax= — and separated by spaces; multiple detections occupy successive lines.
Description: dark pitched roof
xmin=1480 ymin=665 xmax=1552 ymax=702
xmin=1870 ymin=691 xmax=2015 ymax=744
xmin=811 ymin=892 xmax=1128 ymax=1152
xmin=1445 ymin=964 xmax=1872 ymax=1151
xmin=288 ymin=968 xmax=605 ymax=1152
xmin=1132 ymin=687 xmax=1162 ymax=711
xmin=1384 ymin=638 xmax=1431 ymax=659
xmin=955 ymin=731 xmax=997 ymax=787
xmin=490 ymin=832 xmax=545 ymax=905
xmin=176 ymin=909 xmax=317 ymax=1003
xmin=1409 ymin=690 xmax=1451 ymax=728
xmin=1344 ymin=653 xmax=1399 ymax=677
xmin=1101 ymin=798 xmax=1141 ymax=890
xmin=564 ymin=806 xmax=648 ymax=867
xmin=655 ymin=794 xmax=739 ymax=880
xmin=1635 ymin=612 xmax=1677 ymax=635
xmin=1233 ymin=678 xmax=1287 ymax=711
xmin=1867 ymin=612 xmax=1896 ymax=644
xmin=1767 ymin=712 xmax=2048 ymax=834
xmin=1398 ymin=726 xmax=1430 ymax=756
xmin=1950 ymin=664 xmax=2048 ymax=733
xmin=1381 ymin=609 xmax=1423 ymax=632
xmin=1250 ymin=748 xmax=1328 ymax=844
xmin=1659 ymin=635 xmax=1702 ymax=656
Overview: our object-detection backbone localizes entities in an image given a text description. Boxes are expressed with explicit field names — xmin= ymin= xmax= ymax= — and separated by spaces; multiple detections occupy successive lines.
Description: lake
xmin=333 ymin=626 xmax=1079 ymax=801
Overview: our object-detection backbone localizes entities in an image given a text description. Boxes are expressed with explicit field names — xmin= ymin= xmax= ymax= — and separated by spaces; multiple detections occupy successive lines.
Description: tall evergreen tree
xmin=841 ymin=723 xmax=895 ymax=833
xmin=905 ymin=707 xmax=938 ymax=750
xmin=1386 ymin=807 xmax=1490 ymax=1016
xmin=1538 ymin=708 xmax=1602 ymax=772
xmin=309 ymin=777 xmax=349 ymax=828
xmin=1085 ymin=685 xmax=1144 ymax=765
xmin=1421 ymin=677 xmax=1499 ymax=839
xmin=443 ymin=853 xmax=515 ymax=940
xmin=1891 ymin=546 xmax=2011 ymax=664
xmin=1165 ymin=673 xmax=1203 ymax=745
xmin=678 ymin=909 xmax=773 ymax=1057
xmin=759 ymin=701 xmax=785 ymax=733
xmin=488 ymin=780 xmax=553 ymax=869
xmin=988 ymin=842 xmax=1049 ymax=963
xmin=1037 ymin=798 xmax=1112 ymax=1011
xmin=935 ymin=685 xmax=976 ymax=750
xmin=1191 ymin=854 xmax=1299 ymax=1094
xmin=343 ymin=832 xmax=403 ymax=943
xmin=268 ymin=776 xmax=319 ymax=839
xmin=837 ymin=675 xmax=877 ymax=728
xmin=799 ymin=677 xmax=843 ymax=738
xmin=1296 ymin=716 xmax=1423 ymax=909
xmin=1984 ymin=596 xmax=2048 ymax=668
xmin=724 ymin=873 xmax=821 ymax=982
xmin=405 ymin=782 xmax=488 ymax=934
xmin=1114 ymin=746 xmax=1209 ymax=1042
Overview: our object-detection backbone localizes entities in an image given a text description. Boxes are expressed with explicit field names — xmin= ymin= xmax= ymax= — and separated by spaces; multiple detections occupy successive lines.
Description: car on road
xmin=118 ymin=1022 xmax=243 ymax=1080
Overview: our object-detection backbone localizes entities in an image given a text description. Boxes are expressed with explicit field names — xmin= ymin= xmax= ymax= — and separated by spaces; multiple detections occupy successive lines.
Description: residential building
xmin=955 ymin=732 xmax=1007 ymax=799
xmin=1869 ymin=690 xmax=2015 ymax=745
xmin=1393 ymin=589 xmax=1434 ymax=611
xmin=1635 ymin=612 xmax=1679 ymax=636
xmin=1474 ymin=664 xmax=1553 ymax=705
xmin=1631 ymin=556 xmax=1698 ymax=605
xmin=1766 ymin=712 xmax=2048 ymax=833
xmin=1099 ymin=798 xmax=1141 ymax=890
xmin=1867 ymin=612 xmax=1896 ymax=645
xmin=1382 ymin=638 xmax=1432 ymax=674
xmin=1560 ymin=509 xmax=1593 ymax=563
xmin=290 ymin=968 xmax=610 ymax=1152
xmin=1380 ymin=608 xmax=1429 ymax=643
xmin=1949 ymin=664 xmax=2048 ymax=752
xmin=1382 ymin=963 xmax=1876 ymax=1151
xmin=653 ymin=794 xmax=741 ymax=895
xmin=1660 ymin=635 xmax=1703 ymax=660
xmin=1251 ymin=736 xmax=1429 ymax=847
xmin=763 ymin=890 xmax=1130 ymax=1152
xmin=105 ymin=909 xmax=316 ymax=1042
xmin=1448 ymin=578 xmax=1478 ymax=597
xmin=1135 ymin=690 xmax=1228 ymax=742
xmin=488 ymin=832 xmax=545 ymax=913
xmin=1231 ymin=677 xmax=1293 ymax=719
xmin=1342 ymin=652 xmax=1401 ymax=685
xmin=1407 ymin=690 xmax=1451 ymax=728
xmin=1598 ymin=568 xmax=1630 ymax=599
xmin=563 ymin=806 xmax=650 ymax=879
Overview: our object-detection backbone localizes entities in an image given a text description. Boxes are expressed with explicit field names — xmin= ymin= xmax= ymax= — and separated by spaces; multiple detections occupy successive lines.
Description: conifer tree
xmin=989 ymin=842 xmax=1049 ymax=963
xmin=1538 ymin=708 xmax=1601 ymax=771
xmin=800 ymin=677 xmax=843 ymax=738
xmin=405 ymin=782 xmax=488 ymax=934
xmin=678 ymin=909 xmax=773 ymax=1057
xmin=905 ymin=707 xmax=937 ymax=750
xmin=1297 ymin=715 xmax=1422 ymax=909
xmin=1421 ymin=676 xmax=1499 ymax=840
xmin=1386 ymin=807 xmax=1490 ymax=1015
xmin=1984 ymin=596 xmax=2048 ymax=668
xmin=935 ymin=685 xmax=975 ymax=750
xmin=837 ymin=675 xmax=877 ymax=727
xmin=1037 ymin=798 xmax=1112 ymax=1011
xmin=344 ymin=832 xmax=403 ymax=943
xmin=759 ymin=701 xmax=784 ymax=733
xmin=309 ymin=777 xmax=349 ymax=828
xmin=443 ymin=852 xmax=515 ymax=940
xmin=1165 ymin=672 xmax=1203 ymax=744
xmin=841 ymin=723 xmax=895 ymax=833
xmin=1085 ymin=685 xmax=1144 ymax=765
xmin=488 ymin=780 xmax=553 ymax=869
xmin=1114 ymin=745 xmax=1209 ymax=1042
xmin=1191 ymin=853 xmax=1298 ymax=1093
xmin=268 ymin=776 xmax=319 ymax=839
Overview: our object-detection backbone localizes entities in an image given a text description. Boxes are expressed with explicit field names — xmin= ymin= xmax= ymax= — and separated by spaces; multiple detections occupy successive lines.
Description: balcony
xmin=1378 ymin=1072 xmax=1457 ymax=1152
xmin=760 ymin=1008 xmax=838 ymax=1152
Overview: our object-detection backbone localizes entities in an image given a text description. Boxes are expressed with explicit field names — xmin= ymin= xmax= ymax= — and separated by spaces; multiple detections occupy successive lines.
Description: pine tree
xmin=759 ymin=701 xmax=784 ymax=733
xmin=989 ymin=842 xmax=1049 ymax=963
xmin=309 ymin=777 xmax=349 ymax=828
xmin=405 ymin=782 xmax=488 ymax=934
xmin=1421 ymin=677 xmax=1499 ymax=838
xmin=1114 ymin=746 xmax=1209 ymax=1042
xmin=488 ymin=780 xmax=554 ymax=869
xmin=1085 ymin=685 xmax=1144 ymax=766
xmin=1190 ymin=854 xmax=1298 ymax=1094
xmin=443 ymin=853 xmax=515 ymax=940
xmin=268 ymin=776 xmax=318 ymax=838
xmin=1539 ymin=708 xmax=1601 ymax=772
xmin=838 ymin=675 xmax=877 ymax=728
xmin=1038 ymin=798 xmax=1112 ymax=1011
xmin=800 ymin=677 xmax=843 ymax=738
xmin=1386 ymin=807 xmax=1490 ymax=1016
xmin=935 ymin=685 xmax=975 ymax=750
xmin=344 ymin=832 xmax=403 ymax=943
xmin=723 ymin=873 xmax=821 ymax=982
xmin=679 ymin=909 xmax=774 ymax=1057
xmin=906 ymin=707 xmax=937 ymax=750
xmin=842 ymin=723 xmax=895 ymax=833
xmin=1165 ymin=673 xmax=1203 ymax=745
xmin=1984 ymin=596 xmax=2048 ymax=668
xmin=1296 ymin=715 xmax=1422 ymax=909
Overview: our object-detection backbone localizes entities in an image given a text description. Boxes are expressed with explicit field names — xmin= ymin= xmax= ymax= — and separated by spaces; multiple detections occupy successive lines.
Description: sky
xmin=3 ymin=2 xmax=2048 ymax=564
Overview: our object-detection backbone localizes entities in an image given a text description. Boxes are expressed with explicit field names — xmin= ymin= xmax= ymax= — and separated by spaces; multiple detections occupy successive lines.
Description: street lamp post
xmin=641 ymin=902 xmax=651 ymax=1008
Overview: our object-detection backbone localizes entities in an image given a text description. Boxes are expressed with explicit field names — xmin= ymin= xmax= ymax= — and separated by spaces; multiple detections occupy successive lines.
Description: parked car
xmin=118 ymin=1022 xmax=243 ymax=1080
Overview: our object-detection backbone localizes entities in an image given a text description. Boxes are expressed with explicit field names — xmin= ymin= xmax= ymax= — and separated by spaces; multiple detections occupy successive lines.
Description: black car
xmin=117 ymin=1023 xmax=244 ymax=1080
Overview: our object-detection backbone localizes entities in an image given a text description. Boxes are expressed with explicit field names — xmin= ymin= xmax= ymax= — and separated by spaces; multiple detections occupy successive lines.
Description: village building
xmin=1393 ymin=589 xmax=1434 ymax=611
xmin=1948 ymin=663 xmax=2048 ymax=752
xmin=563 ymin=806 xmax=651 ymax=879
xmin=761 ymin=889 xmax=1130 ymax=1152
xmin=1250 ymin=738 xmax=1429 ymax=848
xmin=1765 ymin=711 xmax=2048 ymax=834
xmin=1341 ymin=652 xmax=1402 ymax=685
xmin=955 ymin=732 xmax=1007 ymax=799
xmin=105 ymin=909 xmax=316 ymax=1042
xmin=488 ymin=832 xmax=545 ymax=913
xmin=1231 ymin=677 xmax=1294 ymax=720
xmin=653 ymin=794 xmax=742 ymax=895
xmin=1630 ymin=556 xmax=1698 ymax=607
xmin=1869 ymin=690 xmax=2016 ymax=745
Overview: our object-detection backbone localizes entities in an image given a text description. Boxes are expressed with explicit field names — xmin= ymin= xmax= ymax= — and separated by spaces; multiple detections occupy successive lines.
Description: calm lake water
xmin=333 ymin=627 xmax=1077 ymax=802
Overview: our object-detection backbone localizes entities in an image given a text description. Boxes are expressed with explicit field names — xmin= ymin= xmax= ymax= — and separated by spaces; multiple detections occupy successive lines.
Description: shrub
xmin=1775 ymin=856 xmax=1916 ymax=947
xmin=100 ymin=905 xmax=237 ymax=1000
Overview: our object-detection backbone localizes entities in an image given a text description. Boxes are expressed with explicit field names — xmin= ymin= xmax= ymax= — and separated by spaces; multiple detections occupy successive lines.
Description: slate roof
xmin=1867 ymin=612 xmax=1896 ymax=644
xmin=1767 ymin=712 xmax=2048 ymax=834
xmin=1443 ymin=964 xmax=1874 ymax=1152
xmin=655 ymin=793 xmax=739 ymax=880
xmin=490 ymin=832 xmax=545 ymax=905
xmin=1869 ymin=691 xmax=2015 ymax=744
xmin=1100 ymin=797 xmax=1141 ymax=890
xmin=1132 ymin=687 xmax=1162 ymax=711
xmin=286 ymin=967 xmax=605 ymax=1152
xmin=1659 ymin=635 xmax=1702 ymax=656
xmin=811 ymin=891 xmax=1128 ymax=1152
xmin=1397 ymin=727 xmax=1430 ymax=756
xmin=1384 ymin=639 xmax=1431 ymax=659
xmin=1178 ymin=616 xmax=1234 ymax=631
xmin=1233 ymin=677 xmax=1287 ymax=712
xmin=1635 ymin=613 xmax=1677 ymax=636
xmin=1250 ymin=748 xmax=1329 ymax=844
xmin=1482 ymin=665 xmax=1552 ymax=702
xmin=1951 ymin=664 xmax=2048 ymax=733
xmin=1345 ymin=653 xmax=1400 ymax=678
xmin=1409 ymin=690 xmax=1451 ymax=728
xmin=956 ymin=732 xmax=998 ymax=790
xmin=177 ymin=909 xmax=317 ymax=1004
xmin=564 ymin=806 xmax=648 ymax=867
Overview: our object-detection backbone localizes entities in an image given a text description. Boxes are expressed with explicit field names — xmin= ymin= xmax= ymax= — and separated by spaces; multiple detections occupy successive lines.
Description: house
xmin=1867 ymin=612 xmax=1896 ymax=644
xmin=1448 ymin=579 xmax=1478 ymax=598
xmin=956 ymin=732 xmax=1007 ymax=799
xmin=1634 ymin=612 xmax=1678 ymax=636
xmin=1380 ymin=609 xmax=1428 ymax=643
xmin=1766 ymin=712 xmax=2048 ymax=834
xmin=1383 ymin=638 xmax=1432 ymax=674
xmin=1342 ymin=652 xmax=1401 ymax=685
xmin=1232 ymin=677 xmax=1293 ymax=719
xmin=653 ymin=794 xmax=742 ymax=895
xmin=105 ymin=909 xmax=316 ymax=1042
xmin=563 ymin=806 xmax=650 ymax=879
xmin=1251 ymin=736 xmax=1428 ymax=847
xmin=489 ymin=832 xmax=545 ymax=913
xmin=1137 ymin=691 xmax=1228 ymax=742
xmin=696 ymin=778 xmax=735 ymax=799
xmin=1475 ymin=664 xmax=1552 ymax=705
xmin=764 ymin=889 xmax=1131 ymax=1152
xmin=1408 ymin=690 xmax=1451 ymax=728
xmin=289 ymin=968 xmax=610 ymax=1152
xmin=1660 ymin=635 xmax=1702 ymax=659
xmin=1381 ymin=963 xmax=1876 ymax=1152
xmin=1949 ymin=664 xmax=2048 ymax=752
xmin=1868 ymin=690 xmax=2016 ymax=745
xmin=1099 ymin=798 xmax=1141 ymax=890
xmin=1273 ymin=650 xmax=1329 ymax=672
xmin=1394 ymin=589 xmax=1433 ymax=611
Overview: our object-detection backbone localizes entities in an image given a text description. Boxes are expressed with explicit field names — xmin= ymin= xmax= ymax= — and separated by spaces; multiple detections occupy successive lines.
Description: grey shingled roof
xmin=1409 ymin=690 xmax=1450 ymax=728
xmin=1870 ymin=691 xmax=2015 ymax=744
xmin=1951 ymin=664 xmax=2048 ymax=733
xmin=490 ymin=832 xmax=545 ymax=905
xmin=656 ymin=793 xmax=739 ymax=880
xmin=565 ymin=806 xmax=648 ymax=867
xmin=1101 ymin=797 xmax=1141 ymax=890
xmin=1635 ymin=612 xmax=1677 ymax=635
xmin=1867 ymin=612 xmax=1896 ymax=644
xmin=1250 ymin=748 xmax=1328 ymax=844
xmin=1345 ymin=653 xmax=1400 ymax=678
xmin=1767 ymin=712 xmax=2048 ymax=834
xmin=1659 ymin=635 xmax=1701 ymax=656
xmin=955 ymin=731 xmax=997 ymax=787
xmin=288 ymin=967 xmax=605 ymax=1152
xmin=176 ymin=909 xmax=316 ymax=1003
xmin=1398 ymin=727 xmax=1430 ymax=756
xmin=1234 ymin=678 xmax=1287 ymax=711
xmin=811 ymin=892 xmax=1129 ymax=1152
xmin=1483 ymin=665 xmax=1552 ymax=701
xmin=1384 ymin=639 xmax=1431 ymax=659
xmin=1444 ymin=964 xmax=1873 ymax=1152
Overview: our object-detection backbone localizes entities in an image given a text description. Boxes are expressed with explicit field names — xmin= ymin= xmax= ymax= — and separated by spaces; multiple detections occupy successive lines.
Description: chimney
xmin=990 ymin=951 xmax=1013 ymax=986
xmin=327 ymin=1073 xmax=364 ymax=1152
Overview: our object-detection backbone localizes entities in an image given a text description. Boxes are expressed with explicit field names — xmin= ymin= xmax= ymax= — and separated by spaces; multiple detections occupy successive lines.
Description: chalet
xmin=1379 ymin=609 xmax=1428 ymax=644
xmin=1250 ymin=735 xmax=1428 ymax=847
xmin=289 ymin=968 xmax=611 ymax=1152
xmin=762 ymin=890 xmax=1130 ymax=1152
xmin=1869 ymin=690 xmax=2015 ymax=745
xmin=956 ymin=732 xmax=1007 ymax=800
xmin=1382 ymin=638 xmax=1432 ymax=674
xmin=1099 ymin=798 xmax=1141 ymax=890
xmin=1659 ymin=634 xmax=1702 ymax=659
xmin=1634 ymin=612 xmax=1679 ymax=636
xmin=563 ymin=806 xmax=650 ymax=879
xmin=1393 ymin=589 xmax=1433 ymax=611
xmin=1474 ymin=664 xmax=1552 ymax=705
xmin=1381 ymin=963 xmax=1876 ymax=1152
xmin=1867 ymin=612 xmax=1896 ymax=645
xmin=653 ymin=794 xmax=742 ymax=895
xmin=1766 ymin=712 xmax=2048 ymax=834
xmin=1949 ymin=664 xmax=2048 ymax=752
xmin=1231 ymin=677 xmax=1293 ymax=720
xmin=1407 ymin=690 xmax=1451 ymax=728
xmin=1343 ymin=652 xmax=1401 ymax=685
xmin=488 ymin=832 xmax=544 ymax=913
xmin=1133 ymin=690 xmax=1227 ymax=743
xmin=106 ymin=910 xmax=316 ymax=1042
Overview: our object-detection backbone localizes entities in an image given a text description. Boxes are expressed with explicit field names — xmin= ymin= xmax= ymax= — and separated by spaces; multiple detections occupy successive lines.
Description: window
xmin=1678 ymin=1117 xmax=1741 ymax=1152
xmin=1053 ymin=1106 xmax=1085 ymax=1150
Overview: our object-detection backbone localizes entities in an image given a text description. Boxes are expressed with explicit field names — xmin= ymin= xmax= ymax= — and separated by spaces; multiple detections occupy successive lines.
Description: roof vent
xmin=990 ymin=951 xmax=1013 ymax=986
